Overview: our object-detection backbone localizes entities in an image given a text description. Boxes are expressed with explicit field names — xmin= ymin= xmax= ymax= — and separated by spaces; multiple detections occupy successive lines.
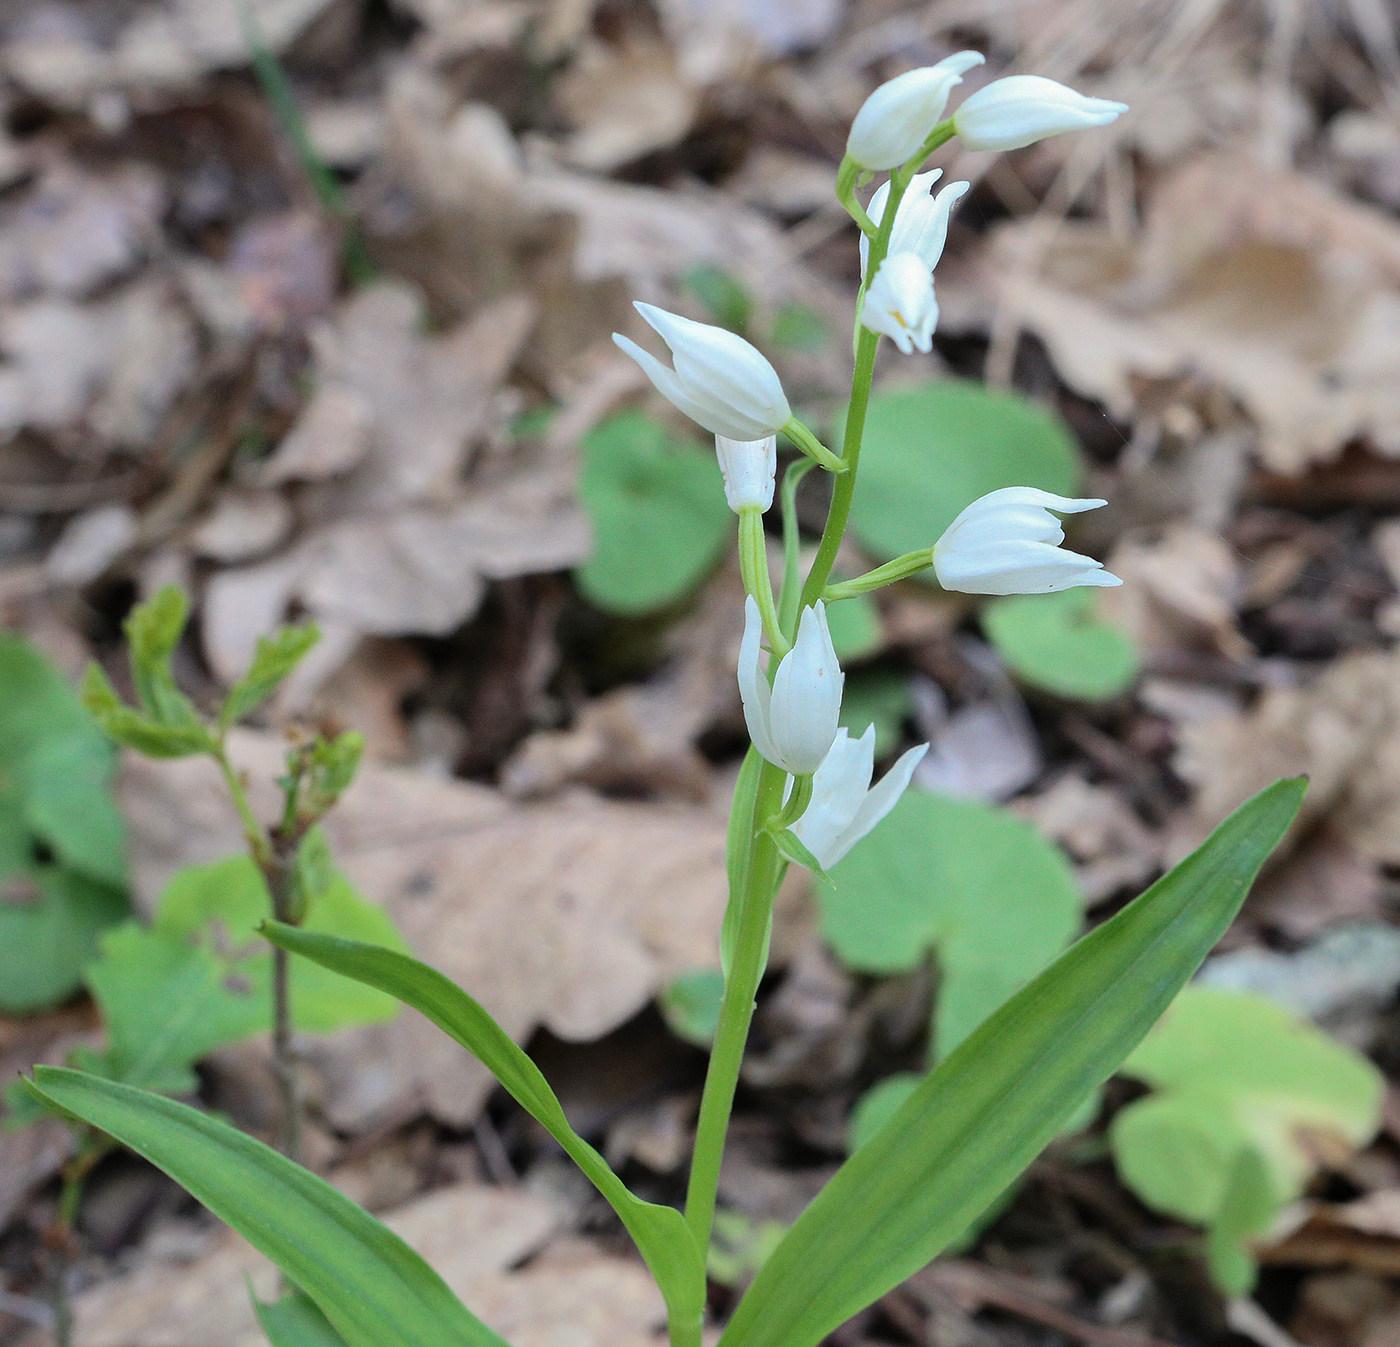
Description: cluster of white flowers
xmin=611 ymin=54 xmax=1126 ymax=870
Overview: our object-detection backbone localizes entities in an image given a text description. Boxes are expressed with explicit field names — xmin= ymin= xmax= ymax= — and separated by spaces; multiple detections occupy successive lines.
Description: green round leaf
xmin=848 ymin=380 xmax=1082 ymax=564
xmin=576 ymin=413 xmax=732 ymax=615
xmin=982 ymin=589 xmax=1139 ymax=701
xmin=1112 ymin=987 xmax=1384 ymax=1234
xmin=825 ymin=790 xmax=1082 ymax=1058
xmin=0 ymin=865 xmax=127 ymax=1013
xmin=660 ymin=968 xmax=725 ymax=1047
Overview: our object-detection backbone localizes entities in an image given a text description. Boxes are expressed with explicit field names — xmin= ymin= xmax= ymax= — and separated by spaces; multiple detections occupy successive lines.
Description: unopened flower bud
xmin=613 ymin=303 xmax=791 ymax=442
xmin=716 ymin=435 xmax=777 ymax=513
xmin=953 ymin=75 xmax=1127 ymax=151
xmin=846 ymin=51 xmax=985 ymax=170
xmin=932 ymin=487 xmax=1122 ymax=595
xmin=738 ymin=598 xmax=843 ymax=775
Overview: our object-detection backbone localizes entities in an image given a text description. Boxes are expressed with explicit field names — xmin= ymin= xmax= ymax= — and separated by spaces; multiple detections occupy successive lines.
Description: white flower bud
xmin=861 ymin=252 xmax=939 ymax=354
xmin=953 ymin=75 xmax=1127 ymax=151
xmin=738 ymin=598 xmax=843 ymax=775
xmin=790 ymin=726 xmax=928 ymax=869
xmin=715 ymin=435 xmax=776 ymax=513
xmin=613 ymin=302 xmax=791 ymax=441
xmin=860 ymin=171 xmax=969 ymax=279
xmin=932 ymin=487 xmax=1122 ymax=595
xmin=846 ymin=51 xmax=985 ymax=170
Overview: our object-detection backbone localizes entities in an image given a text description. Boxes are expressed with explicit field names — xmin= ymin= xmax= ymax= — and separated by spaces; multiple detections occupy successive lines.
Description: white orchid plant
xmin=24 ymin=56 xmax=1307 ymax=1347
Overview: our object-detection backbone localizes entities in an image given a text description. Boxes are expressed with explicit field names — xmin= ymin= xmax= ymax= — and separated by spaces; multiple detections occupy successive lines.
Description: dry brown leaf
xmin=969 ymin=155 xmax=1400 ymax=472
xmin=261 ymin=281 xmax=535 ymax=504
xmin=118 ymin=730 xmax=729 ymax=1127
xmin=657 ymin=0 xmax=843 ymax=80
xmin=190 ymin=491 xmax=294 ymax=563
xmin=0 ymin=300 xmax=115 ymax=436
xmin=1011 ymin=772 xmax=1161 ymax=905
xmin=502 ymin=567 xmax=745 ymax=800
xmin=3 ymin=0 xmax=338 ymax=103
xmin=556 ymin=37 xmax=698 ymax=172
xmin=0 ymin=164 xmax=163 ymax=302
xmin=72 ymin=1181 xmax=663 ymax=1347
xmin=44 ymin=505 xmax=138 ymax=586
xmin=1100 ymin=522 xmax=1247 ymax=658
xmin=1171 ymin=647 xmax=1400 ymax=865
xmin=296 ymin=465 xmax=588 ymax=638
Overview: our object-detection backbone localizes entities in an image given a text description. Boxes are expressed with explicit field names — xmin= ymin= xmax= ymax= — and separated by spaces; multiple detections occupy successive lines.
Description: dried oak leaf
xmin=118 ymin=730 xmax=727 ymax=1128
xmin=1171 ymin=647 xmax=1400 ymax=867
xmin=3 ymin=0 xmax=337 ymax=104
xmin=967 ymin=155 xmax=1400 ymax=472
xmin=72 ymin=1181 xmax=664 ymax=1347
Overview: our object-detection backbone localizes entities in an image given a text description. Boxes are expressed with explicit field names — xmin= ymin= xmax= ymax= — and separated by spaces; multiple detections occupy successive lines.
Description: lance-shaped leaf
xmin=262 ymin=923 xmax=706 ymax=1339
xmin=220 ymin=623 xmax=320 ymax=730
xmin=719 ymin=778 xmax=1304 ymax=1347
xmin=22 ymin=1067 xmax=508 ymax=1347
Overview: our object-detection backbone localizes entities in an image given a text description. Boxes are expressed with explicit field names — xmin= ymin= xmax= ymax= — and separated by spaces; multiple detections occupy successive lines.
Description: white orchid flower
xmin=738 ymin=598 xmax=843 ymax=775
xmin=613 ymin=302 xmax=791 ymax=442
xmin=790 ymin=727 xmax=928 ymax=869
xmin=715 ymin=435 xmax=777 ymax=513
xmin=846 ymin=51 xmax=986 ymax=170
xmin=860 ymin=171 xmax=970 ymax=279
xmin=860 ymin=252 xmax=939 ymax=353
xmin=932 ymin=487 xmax=1122 ymax=595
xmin=953 ymin=75 xmax=1127 ymax=151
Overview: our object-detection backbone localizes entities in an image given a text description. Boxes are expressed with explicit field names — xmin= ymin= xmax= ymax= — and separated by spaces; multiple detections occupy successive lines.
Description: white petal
xmin=861 ymin=169 xmax=942 ymax=277
xmin=954 ymin=75 xmax=1127 ymax=152
xmin=715 ymin=435 xmax=777 ymax=513
xmin=737 ymin=596 xmax=784 ymax=766
xmin=768 ymin=602 xmax=843 ymax=774
xmin=846 ymin=53 xmax=984 ymax=170
xmin=636 ymin=302 xmax=790 ymax=437
xmin=792 ymin=727 xmax=876 ymax=867
xmin=825 ymin=742 xmax=929 ymax=867
xmin=861 ymin=253 xmax=938 ymax=353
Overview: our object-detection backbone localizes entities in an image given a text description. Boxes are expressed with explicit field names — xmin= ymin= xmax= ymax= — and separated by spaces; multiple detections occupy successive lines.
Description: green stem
xmin=835 ymin=156 xmax=878 ymax=236
xmin=685 ymin=761 xmax=787 ymax=1249
xmin=739 ymin=510 xmax=788 ymax=656
xmin=778 ymin=459 xmax=815 ymax=640
xmin=215 ymin=748 xmax=273 ymax=871
xmin=782 ymin=418 xmax=846 ymax=473
xmin=769 ymin=774 xmax=813 ymax=832
xmin=822 ymin=547 xmax=935 ymax=599
xmin=800 ymin=163 xmax=916 ymax=610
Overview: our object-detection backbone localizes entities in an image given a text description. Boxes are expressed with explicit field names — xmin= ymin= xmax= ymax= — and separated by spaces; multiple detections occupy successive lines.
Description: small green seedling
xmin=1112 ymin=986 xmax=1384 ymax=1294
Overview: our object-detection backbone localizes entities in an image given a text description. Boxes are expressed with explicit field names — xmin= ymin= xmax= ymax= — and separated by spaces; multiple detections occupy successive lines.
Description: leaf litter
xmin=9 ymin=1 xmax=1400 ymax=1344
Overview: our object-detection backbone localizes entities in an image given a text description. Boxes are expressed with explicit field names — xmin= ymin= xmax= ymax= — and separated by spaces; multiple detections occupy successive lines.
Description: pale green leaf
xmin=576 ymin=413 xmax=731 ymax=615
xmin=660 ymin=969 xmax=725 ymax=1047
xmin=982 ymin=589 xmax=1139 ymax=702
xmin=220 ymin=624 xmax=320 ymax=730
xmin=261 ymin=923 xmax=707 ymax=1340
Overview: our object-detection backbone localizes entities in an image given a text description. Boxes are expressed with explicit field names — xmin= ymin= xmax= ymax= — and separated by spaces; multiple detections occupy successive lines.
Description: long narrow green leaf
xmin=262 ymin=923 xmax=706 ymax=1337
xmin=720 ymin=778 xmax=1305 ymax=1347
xmin=23 ymin=1067 xmax=508 ymax=1347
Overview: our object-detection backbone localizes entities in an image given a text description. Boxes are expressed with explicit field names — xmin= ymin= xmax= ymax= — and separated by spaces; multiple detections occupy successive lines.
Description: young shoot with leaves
xmin=24 ymin=56 xmax=1307 ymax=1347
